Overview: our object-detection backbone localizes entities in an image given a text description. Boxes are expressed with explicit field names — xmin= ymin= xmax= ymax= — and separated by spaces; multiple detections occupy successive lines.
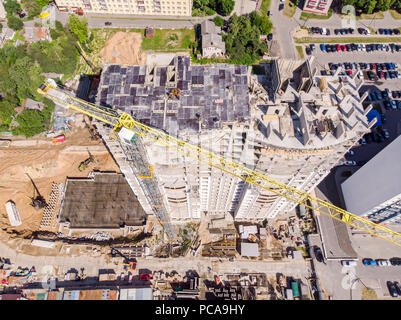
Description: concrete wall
xmin=342 ymin=135 xmax=401 ymax=216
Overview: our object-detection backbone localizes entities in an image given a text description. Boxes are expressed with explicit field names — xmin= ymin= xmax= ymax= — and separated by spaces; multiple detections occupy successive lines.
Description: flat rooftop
xmin=97 ymin=56 xmax=250 ymax=136
xmin=60 ymin=173 xmax=146 ymax=228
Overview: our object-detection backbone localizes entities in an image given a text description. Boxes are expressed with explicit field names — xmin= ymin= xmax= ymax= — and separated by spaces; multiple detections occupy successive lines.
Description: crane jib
xmin=37 ymin=83 xmax=401 ymax=248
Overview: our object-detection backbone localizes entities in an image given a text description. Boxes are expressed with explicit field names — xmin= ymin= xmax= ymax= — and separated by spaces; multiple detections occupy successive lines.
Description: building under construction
xmin=94 ymin=54 xmax=374 ymax=226
xmin=58 ymin=172 xmax=147 ymax=236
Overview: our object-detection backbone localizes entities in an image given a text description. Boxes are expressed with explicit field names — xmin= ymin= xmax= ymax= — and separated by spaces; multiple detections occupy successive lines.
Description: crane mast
xmin=37 ymin=81 xmax=401 ymax=247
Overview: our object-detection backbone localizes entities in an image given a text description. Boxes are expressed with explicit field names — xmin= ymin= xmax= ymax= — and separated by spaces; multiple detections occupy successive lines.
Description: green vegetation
xmin=295 ymin=36 xmax=401 ymax=43
xmin=0 ymin=22 xmax=79 ymax=136
xmin=3 ymin=0 xmax=21 ymax=15
xmin=223 ymin=13 xmax=269 ymax=64
xmin=390 ymin=9 xmax=401 ymax=18
xmin=259 ymin=0 xmax=271 ymax=15
xmin=0 ymin=23 xmax=3 ymax=34
xmin=300 ymin=8 xmax=332 ymax=20
xmin=284 ymin=0 xmax=298 ymax=18
xmin=213 ymin=15 xmax=225 ymax=26
xmin=192 ymin=0 xmax=235 ymax=17
xmin=7 ymin=14 xmax=23 ymax=31
xmin=361 ymin=287 xmax=378 ymax=300
xmin=296 ymin=45 xmax=304 ymax=59
xmin=342 ymin=0 xmax=401 ymax=15
xmin=358 ymin=11 xmax=384 ymax=19
xmin=22 ymin=0 xmax=41 ymax=17
xmin=141 ymin=28 xmax=195 ymax=51
xmin=296 ymin=246 xmax=310 ymax=258
xmin=68 ymin=14 xmax=89 ymax=44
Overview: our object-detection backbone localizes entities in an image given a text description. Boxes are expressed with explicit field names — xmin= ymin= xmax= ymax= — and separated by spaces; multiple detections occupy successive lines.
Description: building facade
xmin=303 ymin=0 xmax=332 ymax=15
xmin=342 ymin=134 xmax=401 ymax=225
xmin=54 ymin=0 xmax=192 ymax=16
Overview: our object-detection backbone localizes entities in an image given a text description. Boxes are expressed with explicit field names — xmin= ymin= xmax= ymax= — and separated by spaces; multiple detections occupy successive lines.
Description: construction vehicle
xmin=78 ymin=150 xmax=94 ymax=172
xmin=85 ymin=121 xmax=101 ymax=140
xmin=26 ymin=173 xmax=47 ymax=210
xmin=110 ymin=248 xmax=137 ymax=271
xmin=37 ymin=80 xmax=401 ymax=248
xmin=52 ymin=134 xmax=65 ymax=144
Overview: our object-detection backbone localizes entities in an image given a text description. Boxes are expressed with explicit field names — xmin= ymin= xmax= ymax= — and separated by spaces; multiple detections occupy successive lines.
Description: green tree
xmin=68 ymin=14 xmax=88 ymax=43
xmin=0 ymin=23 xmax=3 ymax=34
xmin=55 ymin=20 xmax=64 ymax=32
xmin=36 ymin=0 xmax=51 ymax=7
xmin=7 ymin=14 xmax=23 ymax=31
xmin=22 ymin=0 xmax=42 ymax=17
xmin=3 ymin=0 xmax=21 ymax=15
xmin=213 ymin=16 xmax=224 ymax=26
xmin=259 ymin=16 xmax=273 ymax=35
xmin=217 ymin=0 xmax=234 ymax=16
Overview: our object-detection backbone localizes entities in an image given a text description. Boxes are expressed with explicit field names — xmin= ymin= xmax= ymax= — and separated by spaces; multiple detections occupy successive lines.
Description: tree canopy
xmin=0 ymin=21 xmax=78 ymax=137
xmin=7 ymin=14 xmax=23 ymax=31
xmin=342 ymin=0 xmax=401 ymax=14
xmin=213 ymin=16 xmax=225 ymax=27
xmin=22 ymin=0 xmax=42 ymax=17
xmin=223 ymin=13 xmax=269 ymax=64
xmin=193 ymin=0 xmax=234 ymax=16
xmin=3 ymin=0 xmax=21 ymax=15
xmin=68 ymin=14 xmax=88 ymax=43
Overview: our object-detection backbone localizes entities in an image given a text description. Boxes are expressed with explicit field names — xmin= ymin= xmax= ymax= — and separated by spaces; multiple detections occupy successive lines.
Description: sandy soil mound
xmin=100 ymin=31 xmax=145 ymax=65
xmin=0 ymin=127 xmax=120 ymax=234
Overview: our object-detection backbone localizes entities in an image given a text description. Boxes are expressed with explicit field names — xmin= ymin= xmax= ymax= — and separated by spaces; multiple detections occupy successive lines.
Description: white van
xmin=341 ymin=260 xmax=357 ymax=266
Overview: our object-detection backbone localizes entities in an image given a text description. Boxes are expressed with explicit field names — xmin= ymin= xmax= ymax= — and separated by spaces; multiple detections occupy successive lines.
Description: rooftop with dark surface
xmin=60 ymin=173 xmax=146 ymax=229
xmin=97 ymin=56 xmax=250 ymax=136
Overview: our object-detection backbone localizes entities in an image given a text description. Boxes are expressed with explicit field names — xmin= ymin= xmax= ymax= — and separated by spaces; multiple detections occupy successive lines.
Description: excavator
xmin=111 ymin=248 xmax=137 ymax=272
xmin=78 ymin=150 xmax=94 ymax=172
xmin=26 ymin=173 xmax=47 ymax=210
xmin=37 ymin=79 xmax=401 ymax=248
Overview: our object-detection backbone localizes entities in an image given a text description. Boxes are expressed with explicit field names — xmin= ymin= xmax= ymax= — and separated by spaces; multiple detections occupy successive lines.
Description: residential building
xmin=201 ymin=20 xmax=225 ymax=58
xmin=119 ymin=287 xmax=153 ymax=300
xmin=94 ymin=54 xmax=373 ymax=228
xmin=341 ymin=134 xmax=401 ymax=225
xmin=24 ymin=26 xmax=52 ymax=43
xmin=303 ymin=0 xmax=332 ymax=15
xmin=54 ymin=0 xmax=192 ymax=16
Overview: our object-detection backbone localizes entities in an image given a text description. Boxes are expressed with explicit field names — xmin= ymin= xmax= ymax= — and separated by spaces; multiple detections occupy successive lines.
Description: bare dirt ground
xmin=0 ymin=127 xmax=120 ymax=237
xmin=99 ymin=31 xmax=146 ymax=65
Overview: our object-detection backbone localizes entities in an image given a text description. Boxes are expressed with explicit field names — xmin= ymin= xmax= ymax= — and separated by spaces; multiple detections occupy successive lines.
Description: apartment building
xmin=303 ymin=0 xmax=332 ymax=15
xmin=54 ymin=0 xmax=192 ymax=16
xmin=342 ymin=134 xmax=401 ymax=225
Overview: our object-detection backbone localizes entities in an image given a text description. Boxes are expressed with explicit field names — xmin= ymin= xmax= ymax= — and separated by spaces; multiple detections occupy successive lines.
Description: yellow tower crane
xmin=37 ymin=80 xmax=401 ymax=248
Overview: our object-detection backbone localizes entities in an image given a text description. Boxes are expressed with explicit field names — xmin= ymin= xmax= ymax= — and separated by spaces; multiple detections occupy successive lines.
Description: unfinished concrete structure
xmin=58 ymin=172 xmax=147 ymax=235
xmin=95 ymin=55 xmax=374 ymax=225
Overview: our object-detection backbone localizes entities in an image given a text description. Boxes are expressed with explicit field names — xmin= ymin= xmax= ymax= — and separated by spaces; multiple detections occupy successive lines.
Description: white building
xmin=342 ymin=134 xmax=401 ymax=225
xmin=54 ymin=0 xmax=192 ymax=16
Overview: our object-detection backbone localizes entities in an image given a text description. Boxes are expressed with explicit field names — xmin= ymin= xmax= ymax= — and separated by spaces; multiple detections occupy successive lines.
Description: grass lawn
xmin=300 ymin=8 xmax=332 ymax=20
xmin=141 ymin=28 xmax=195 ymax=51
xmin=361 ymin=287 xmax=378 ymax=300
xmin=295 ymin=36 xmax=401 ymax=44
xmin=296 ymin=45 xmax=304 ymax=59
xmin=358 ymin=11 xmax=384 ymax=20
xmin=283 ymin=0 xmax=297 ymax=18
xmin=390 ymin=10 xmax=401 ymax=19
xmin=259 ymin=0 xmax=272 ymax=16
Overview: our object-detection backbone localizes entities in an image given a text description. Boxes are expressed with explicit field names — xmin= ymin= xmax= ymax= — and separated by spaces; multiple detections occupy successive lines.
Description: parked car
xmin=344 ymin=160 xmax=356 ymax=166
xmin=362 ymin=258 xmax=377 ymax=266
xmin=376 ymin=259 xmax=391 ymax=266
xmin=390 ymin=257 xmax=401 ymax=266
xmin=267 ymin=33 xmax=273 ymax=41
xmin=387 ymin=281 xmax=398 ymax=298
xmin=279 ymin=3 xmax=284 ymax=10
xmin=313 ymin=246 xmax=324 ymax=263
xmin=341 ymin=260 xmax=357 ymax=266
xmin=347 ymin=150 xmax=355 ymax=156
xmin=104 ymin=21 xmax=112 ymax=26
xmin=394 ymin=282 xmax=401 ymax=295
xmin=310 ymin=44 xmax=316 ymax=51
xmin=359 ymin=137 xmax=367 ymax=144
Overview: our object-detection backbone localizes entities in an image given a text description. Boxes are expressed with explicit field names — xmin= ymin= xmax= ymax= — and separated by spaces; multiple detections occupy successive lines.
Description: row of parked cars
xmin=329 ymin=62 xmax=399 ymax=71
xmin=309 ymin=27 xmax=400 ymax=36
xmin=363 ymin=257 xmax=401 ymax=266
xmin=320 ymin=43 xmax=401 ymax=53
